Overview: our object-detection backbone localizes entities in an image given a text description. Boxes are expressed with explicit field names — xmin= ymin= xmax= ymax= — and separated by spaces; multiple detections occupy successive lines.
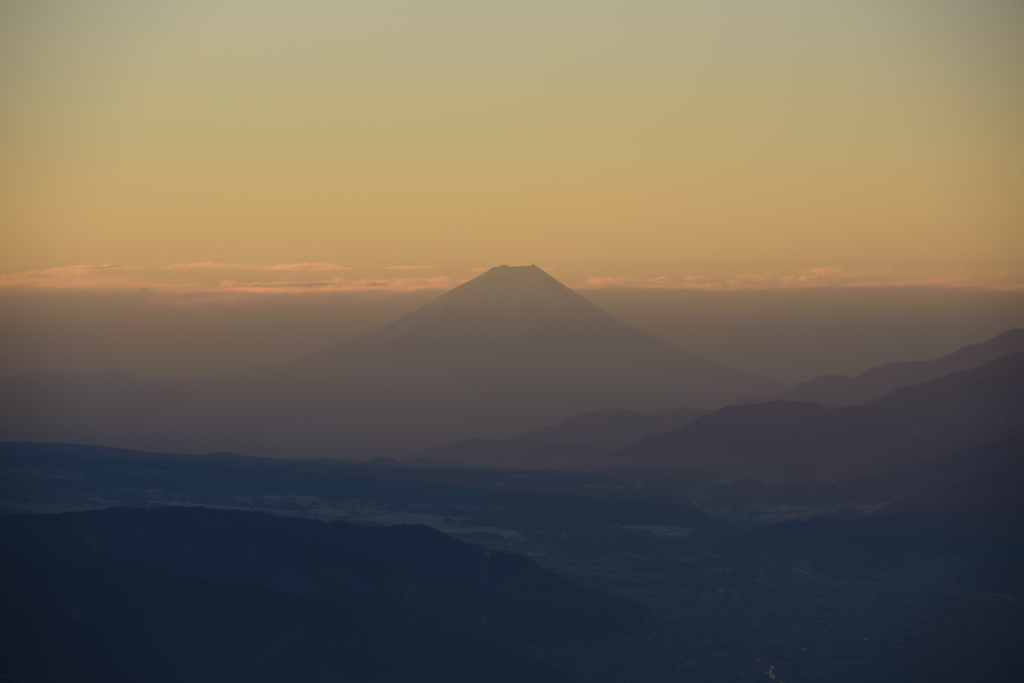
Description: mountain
xmin=2 ymin=506 xmax=641 ymax=681
xmin=0 ymin=560 xmax=570 ymax=683
xmin=776 ymin=328 xmax=1024 ymax=408
xmin=0 ymin=506 xmax=640 ymax=643
xmin=270 ymin=265 xmax=777 ymax=408
xmin=411 ymin=406 xmax=709 ymax=469
xmin=510 ymin=406 xmax=709 ymax=451
xmin=609 ymin=352 xmax=1024 ymax=475
xmin=706 ymin=432 xmax=1024 ymax=593
xmin=294 ymin=264 xmax=660 ymax=351
xmin=862 ymin=431 xmax=1024 ymax=536
xmin=0 ymin=266 xmax=775 ymax=458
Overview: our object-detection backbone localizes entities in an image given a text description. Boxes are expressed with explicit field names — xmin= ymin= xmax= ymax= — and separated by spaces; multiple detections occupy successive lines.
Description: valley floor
xmin=2 ymin=444 xmax=1020 ymax=682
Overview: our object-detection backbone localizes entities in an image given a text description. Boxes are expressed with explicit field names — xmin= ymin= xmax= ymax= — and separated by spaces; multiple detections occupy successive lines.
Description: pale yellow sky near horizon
xmin=1 ymin=0 xmax=1022 ymax=292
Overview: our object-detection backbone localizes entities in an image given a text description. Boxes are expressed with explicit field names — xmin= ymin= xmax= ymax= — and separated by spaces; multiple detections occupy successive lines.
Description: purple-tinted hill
xmin=608 ymin=352 xmax=1024 ymax=476
xmin=0 ymin=266 xmax=776 ymax=458
xmin=776 ymin=328 xmax=1024 ymax=408
xmin=272 ymin=265 xmax=778 ymax=411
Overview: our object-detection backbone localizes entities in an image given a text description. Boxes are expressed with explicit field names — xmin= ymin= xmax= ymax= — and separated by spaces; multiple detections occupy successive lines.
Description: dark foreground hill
xmin=0 ymin=506 xmax=644 ymax=683
xmin=776 ymin=328 xmax=1024 ymax=407
xmin=0 ymin=562 xmax=569 ymax=683
xmin=3 ymin=441 xmax=1022 ymax=681
xmin=0 ymin=266 xmax=775 ymax=459
xmin=610 ymin=352 xmax=1024 ymax=475
xmin=705 ymin=432 xmax=1024 ymax=600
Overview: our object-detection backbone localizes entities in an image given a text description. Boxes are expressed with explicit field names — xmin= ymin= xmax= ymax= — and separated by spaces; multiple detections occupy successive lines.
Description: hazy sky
xmin=1 ymin=0 xmax=1022 ymax=292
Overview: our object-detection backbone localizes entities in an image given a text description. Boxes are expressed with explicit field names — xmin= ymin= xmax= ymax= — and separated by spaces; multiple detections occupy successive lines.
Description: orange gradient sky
xmin=1 ymin=0 xmax=1022 ymax=292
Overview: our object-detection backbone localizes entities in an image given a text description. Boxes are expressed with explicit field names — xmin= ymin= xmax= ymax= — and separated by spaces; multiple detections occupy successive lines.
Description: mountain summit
xmin=348 ymin=265 xmax=648 ymax=345
xmin=0 ymin=266 xmax=780 ymax=458
xmin=275 ymin=265 xmax=778 ymax=414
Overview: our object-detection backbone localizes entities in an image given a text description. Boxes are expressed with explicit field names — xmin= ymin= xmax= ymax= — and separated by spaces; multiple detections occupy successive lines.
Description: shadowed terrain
xmin=0 ymin=267 xmax=776 ymax=459
xmin=2 ymin=284 xmax=1023 ymax=682
xmin=1 ymin=506 xmax=645 ymax=683
xmin=2 ymin=434 xmax=1021 ymax=682
xmin=776 ymin=329 xmax=1024 ymax=407
xmin=610 ymin=352 xmax=1024 ymax=474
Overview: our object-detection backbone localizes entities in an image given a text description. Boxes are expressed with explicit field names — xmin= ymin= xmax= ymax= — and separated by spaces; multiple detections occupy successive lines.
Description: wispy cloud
xmin=163 ymin=262 xmax=350 ymax=271
xmin=0 ymin=263 xmax=147 ymax=289
xmin=579 ymin=268 xmax=1024 ymax=291
xmin=10 ymin=263 xmax=144 ymax=278
xmin=385 ymin=265 xmax=433 ymax=270
xmin=780 ymin=267 xmax=842 ymax=284
xmin=217 ymin=276 xmax=457 ymax=294
xmin=265 ymin=263 xmax=350 ymax=271
xmin=3 ymin=263 xmax=1021 ymax=295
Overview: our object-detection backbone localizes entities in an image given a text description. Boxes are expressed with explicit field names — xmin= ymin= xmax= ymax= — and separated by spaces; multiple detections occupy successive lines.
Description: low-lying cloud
xmin=219 ymin=276 xmax=456 ymax=294
xmin=1 ymin=264 xmax=1021 ymax=294
xmin=580 ymin=268 xmax=1024 ymax=291
xmin=163 ymin=262 xmax=350 ymax=271
xmin=0 ymin=264 xmax=146 ymax=290
xmin=5 ymin=264 xmax=143 ymax=278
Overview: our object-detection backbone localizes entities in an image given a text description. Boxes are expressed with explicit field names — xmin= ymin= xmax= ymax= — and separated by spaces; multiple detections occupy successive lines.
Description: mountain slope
xmin=3 ymin=276 xmax=1016 ymax=463
xmin=409 ymin=406 xmax=709 ymax=469
xmin=330 ymin=264 xmax=652 ymax=346
xmin=0 ymin=266 xmax=779 ymax=459
xmin=776 ymin=328 xmax=1024 ymax=407
xmin=2 ymin=506 xmax=639 ymax=682
xmin=272 ymin=266 xmax=777 ymax=409
xmin=0 ymin=506 xmax=640 ymax=643
xmin=609 ymin=352 xmax=1024 ymax=475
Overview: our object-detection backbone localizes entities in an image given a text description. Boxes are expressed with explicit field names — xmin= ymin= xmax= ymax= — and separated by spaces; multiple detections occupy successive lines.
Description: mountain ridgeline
xmin=1 ymin=506 xmax=643 ymax=682
xmin=408 ymin=338 xmax=1024 ymax=475
xmin=608 ymin=351 xmax=1024 ymax=474
xmin=269 ymin=265 xmax=776 ymax=405
xmin=4 ymin=322 xmax=1024 ymax=681
xmin=775 ymin=328 xmax=1024 ymax=407
xmin=409 ymin=406 xmax=709 ymax=469
xmin=0 ymin=265 xmax=776 ymax=458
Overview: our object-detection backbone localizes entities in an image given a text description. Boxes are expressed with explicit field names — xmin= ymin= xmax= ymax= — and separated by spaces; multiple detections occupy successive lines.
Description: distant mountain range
xmin=408 ymin=406 xmax=709 ymax=469
xmin=0 ymin=266 xmax=775 ymax=458
xmin=609 ymin=352 xmax=1024 ymax=475
xmin=1 ymin=267 xmax=1019 ymax=467
xmin=699 ymin=431 xmax=1024 ymax=592
xmin=775 ymin=328 xmax=1024 ymax=407
xmin=401 ymin=332 xmax=1024 ymax=473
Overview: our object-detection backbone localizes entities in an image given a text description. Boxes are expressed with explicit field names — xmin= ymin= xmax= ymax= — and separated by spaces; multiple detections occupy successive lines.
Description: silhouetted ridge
xmin=284 ymin=264 xmax=689 ymax=364
xmin=0 ymin=507 xmax=643 ymax=640
xmin=270 ymin=264 xmax=777 ymax=395
xmin=777 ymin=328 xmax=1024 ymax=407
xmin=0 ymin=266 xmax=779 ymax=457
xmin=610 ymin=352 xmax=1024 ymax=474
xmin=1 ymin=506 xmax=600 ymax=682
xmin=411 ymin=406 xmax=709 ymax=469
xmin=352 ymin=265 xmax=647 ymax=345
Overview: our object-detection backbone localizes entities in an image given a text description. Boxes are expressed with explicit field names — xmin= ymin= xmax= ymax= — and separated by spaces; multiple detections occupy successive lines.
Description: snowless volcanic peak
xmin=353 ymin=265 xmax=648 ymax=345
xmin=269 ymin=264 xmax=781 ymax=415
